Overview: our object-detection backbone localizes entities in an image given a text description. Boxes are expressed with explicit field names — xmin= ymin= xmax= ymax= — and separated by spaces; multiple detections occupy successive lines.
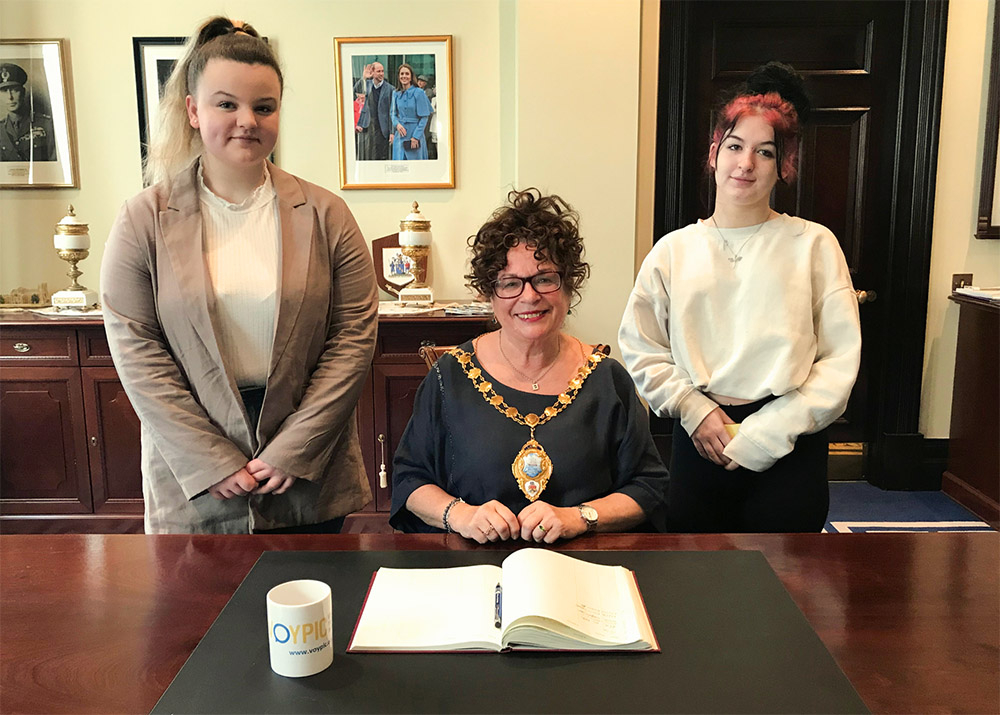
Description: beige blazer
xmin=101 ymin=160 xmax=377 ymax=533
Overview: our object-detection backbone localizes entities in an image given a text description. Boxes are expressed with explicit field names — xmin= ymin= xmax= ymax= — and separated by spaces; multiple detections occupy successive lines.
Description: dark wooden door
xmin=656 ymin=1 xmax=947 ymax=484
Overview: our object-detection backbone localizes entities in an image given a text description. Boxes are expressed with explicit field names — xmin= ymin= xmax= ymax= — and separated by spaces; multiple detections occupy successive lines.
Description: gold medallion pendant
xmin=512 ymin=438 xmax=553 ymax=501
xmin=451 ymin=341 xmax=605 ymax=505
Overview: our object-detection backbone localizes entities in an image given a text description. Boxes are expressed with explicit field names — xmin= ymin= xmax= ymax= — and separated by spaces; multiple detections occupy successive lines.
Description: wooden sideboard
xmin=0 ymin=309 xmax=492 ymax=533
xmin=943 ymin=295 xmax=999 ymax=527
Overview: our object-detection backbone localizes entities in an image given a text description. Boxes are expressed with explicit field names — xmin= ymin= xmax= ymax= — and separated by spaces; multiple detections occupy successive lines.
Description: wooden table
xmin=1 ymin=533 xmax=997 ymax=714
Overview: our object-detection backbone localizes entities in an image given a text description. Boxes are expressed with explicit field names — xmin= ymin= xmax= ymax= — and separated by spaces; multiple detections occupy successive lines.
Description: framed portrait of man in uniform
xmin=0 ymin=39 xmax=78 ymax=189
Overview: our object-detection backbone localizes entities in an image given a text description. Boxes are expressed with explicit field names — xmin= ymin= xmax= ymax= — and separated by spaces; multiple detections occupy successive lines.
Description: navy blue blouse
xmin=389 ymin=341 xmax=669 ymax=532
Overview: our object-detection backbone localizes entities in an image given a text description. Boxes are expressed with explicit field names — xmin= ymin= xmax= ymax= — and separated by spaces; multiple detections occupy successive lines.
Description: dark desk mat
xmin=152 ymin=550 xmax=868 ymax=714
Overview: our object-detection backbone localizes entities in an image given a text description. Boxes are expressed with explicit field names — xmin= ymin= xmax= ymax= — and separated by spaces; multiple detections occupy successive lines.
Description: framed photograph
xmin=0 ymin=39 xmax=78 ymax=189
xmin=334 ymin=35 xmax=454 ymax=190
xmin=133 ymin=36 xmax=186 ymax=176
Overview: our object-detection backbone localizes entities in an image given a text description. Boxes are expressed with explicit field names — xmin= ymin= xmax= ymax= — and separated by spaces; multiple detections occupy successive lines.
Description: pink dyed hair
xmin=707 ymin=91 xmax=800 ymax=183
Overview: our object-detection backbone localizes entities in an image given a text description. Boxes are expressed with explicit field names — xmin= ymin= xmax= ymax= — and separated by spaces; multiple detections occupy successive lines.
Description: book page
xmin=349 ymin=564 xmax=503 ymax=651
xmin=500 ymin=549 xmax=644 ymax=645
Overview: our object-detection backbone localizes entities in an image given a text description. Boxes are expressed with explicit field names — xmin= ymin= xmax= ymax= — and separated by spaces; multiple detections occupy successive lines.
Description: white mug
xmin=266 ymin=579 xmax=333 ymax=677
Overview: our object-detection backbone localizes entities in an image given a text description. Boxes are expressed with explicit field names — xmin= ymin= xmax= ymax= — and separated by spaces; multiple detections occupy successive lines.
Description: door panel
xmin=81 ymin=369 xmax=143 ymax=514
xmin=371 ymin=363 xmax=429 ymax=512
xmin=0 ymin=368 xmax=92 ymax=513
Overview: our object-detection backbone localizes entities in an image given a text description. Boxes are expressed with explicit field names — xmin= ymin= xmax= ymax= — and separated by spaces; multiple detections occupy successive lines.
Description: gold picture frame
xmin=0 ymin=39 xmax=78 ymax=189
xmin=334 ymin=35 xmax=455 ymax=190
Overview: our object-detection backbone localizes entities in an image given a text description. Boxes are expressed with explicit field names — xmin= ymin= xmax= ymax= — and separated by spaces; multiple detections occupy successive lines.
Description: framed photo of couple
xmin=0 ymin=39 xmax=78 ymax=189
xmin=334 ymin=35 xmax=454 ymax=190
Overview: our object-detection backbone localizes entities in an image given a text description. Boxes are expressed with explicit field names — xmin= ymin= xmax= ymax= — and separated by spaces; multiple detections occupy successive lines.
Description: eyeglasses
xmin=492 ymin=271 xmax=563 ymax=299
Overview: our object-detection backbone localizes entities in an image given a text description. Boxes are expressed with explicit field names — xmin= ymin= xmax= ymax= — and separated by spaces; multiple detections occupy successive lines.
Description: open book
xmin=347 ymin=548 xmax=659 ymax=652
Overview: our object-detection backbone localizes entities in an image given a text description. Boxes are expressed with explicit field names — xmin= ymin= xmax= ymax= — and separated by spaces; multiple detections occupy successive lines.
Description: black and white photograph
xmin=132 ymin=36 xmax=186 ymax=177
xmin=0 ymin=39 xmax=77 ymax=188
xmin=335 ymin=35 xmax=454 ymax=189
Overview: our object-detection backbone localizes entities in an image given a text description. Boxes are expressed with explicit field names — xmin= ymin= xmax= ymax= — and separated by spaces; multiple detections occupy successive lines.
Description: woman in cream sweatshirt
xmin=619 ymin=63 xmax=861 ymax=532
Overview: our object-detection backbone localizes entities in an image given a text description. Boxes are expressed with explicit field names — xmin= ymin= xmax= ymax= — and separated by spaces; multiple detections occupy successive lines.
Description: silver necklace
xmin=498 ymin=330 xmax=562 ymax=391
xmin=710 ymin=215 xmax=770 ymax=268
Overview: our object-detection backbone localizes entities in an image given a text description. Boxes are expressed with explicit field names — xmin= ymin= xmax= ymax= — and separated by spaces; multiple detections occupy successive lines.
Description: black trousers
xmin=366 ymin=127 xmax=389 ymax=160
xmin=666 ymin=398 xmax=829 ymax=533
xmin=254 ymin=517 xmax=346 ymax=535
xmin=239 ymin=387 xmax=345 ymax=536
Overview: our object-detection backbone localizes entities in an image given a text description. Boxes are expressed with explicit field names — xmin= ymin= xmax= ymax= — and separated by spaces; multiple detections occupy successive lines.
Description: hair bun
xmin=745 ymin=61 xmax=811 ymax=124
xmin=196 ymin=16 xmax=260 ymax=47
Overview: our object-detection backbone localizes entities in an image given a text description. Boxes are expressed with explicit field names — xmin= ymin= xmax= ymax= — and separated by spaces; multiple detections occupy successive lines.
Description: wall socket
xmin=952 ymin=273 xmax=973 ymax=291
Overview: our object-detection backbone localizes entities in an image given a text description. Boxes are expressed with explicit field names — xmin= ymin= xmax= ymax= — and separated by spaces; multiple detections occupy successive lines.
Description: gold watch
xmin=578 ymin=504 xmax=598 ymax=531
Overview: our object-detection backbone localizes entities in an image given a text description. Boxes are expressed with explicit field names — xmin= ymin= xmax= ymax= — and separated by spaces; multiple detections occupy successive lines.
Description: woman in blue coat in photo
xmin=389 ymin=63 xmax=432 ymax=161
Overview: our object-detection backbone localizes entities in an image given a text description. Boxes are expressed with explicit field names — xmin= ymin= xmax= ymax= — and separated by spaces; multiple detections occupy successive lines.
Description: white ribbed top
xmin=199 ymin=165 xmax=280 ymax=388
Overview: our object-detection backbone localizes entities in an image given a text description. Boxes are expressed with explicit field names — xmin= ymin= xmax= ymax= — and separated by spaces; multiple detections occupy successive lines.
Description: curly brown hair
xmin=466 ymin=188 xmax=589 ymax=303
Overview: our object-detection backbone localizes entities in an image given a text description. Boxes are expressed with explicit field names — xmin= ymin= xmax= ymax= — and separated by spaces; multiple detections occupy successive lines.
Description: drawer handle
xmin=13 ymin=342 xmax=31 ymax=353
xmin=378 ymin=434 xmax=388 ymax=488
xmin=419 ymin=340 xmax=437 ymax=348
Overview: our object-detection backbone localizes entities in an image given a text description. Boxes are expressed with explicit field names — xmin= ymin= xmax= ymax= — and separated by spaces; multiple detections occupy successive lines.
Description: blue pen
xmin=494 ymin=583 xmax=502 ymax=629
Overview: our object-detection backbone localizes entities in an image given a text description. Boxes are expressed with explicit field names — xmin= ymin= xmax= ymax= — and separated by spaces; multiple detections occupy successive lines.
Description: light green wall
xmin=920 ymin=0 xmax=999 ymax=437
xmin=0 ymin=0 xmax=641 ymax=356
xmin=514 ymin=0 xmax=640 ymax=349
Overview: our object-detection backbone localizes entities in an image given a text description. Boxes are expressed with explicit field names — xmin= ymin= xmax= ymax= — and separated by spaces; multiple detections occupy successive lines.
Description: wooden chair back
xmin=418 ymin=344 xmax=455 ymax=371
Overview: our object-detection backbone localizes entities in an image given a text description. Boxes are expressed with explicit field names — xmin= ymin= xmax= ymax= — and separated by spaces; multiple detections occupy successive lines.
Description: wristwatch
xmin=578 ymin=504 xmax=598 ymax=531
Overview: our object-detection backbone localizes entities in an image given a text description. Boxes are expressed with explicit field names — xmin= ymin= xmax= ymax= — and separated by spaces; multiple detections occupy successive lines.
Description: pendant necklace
xmin=497 ymin=330 xmax=561 ymax=391
xmin=710 ymin=214 xmax=770 ymax=268
xmin=452 ymin=340 xmax=605 ymax=501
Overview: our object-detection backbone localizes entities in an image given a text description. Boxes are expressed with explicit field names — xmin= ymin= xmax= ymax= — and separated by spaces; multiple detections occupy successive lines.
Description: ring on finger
xmin=537 ymin=524 xmax=546 ymax=533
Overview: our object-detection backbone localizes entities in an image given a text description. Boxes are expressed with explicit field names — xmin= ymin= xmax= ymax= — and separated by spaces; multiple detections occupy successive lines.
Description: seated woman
xmin=390 ymin=189 xmax=669 ymax=543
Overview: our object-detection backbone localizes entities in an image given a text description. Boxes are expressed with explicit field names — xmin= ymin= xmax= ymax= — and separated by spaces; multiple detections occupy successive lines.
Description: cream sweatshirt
xmin=618 ymin=213 xmax=861 ymax=472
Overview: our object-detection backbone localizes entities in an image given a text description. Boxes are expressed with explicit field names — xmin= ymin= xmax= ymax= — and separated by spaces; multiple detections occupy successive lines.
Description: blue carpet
xmin=823 ymin=481 xmax=994 ymax=533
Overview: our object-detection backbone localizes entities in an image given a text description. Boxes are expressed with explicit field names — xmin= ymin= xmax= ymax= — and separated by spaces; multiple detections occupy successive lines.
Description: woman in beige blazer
xmin=101 ymin=17 xmax=377 ymax=534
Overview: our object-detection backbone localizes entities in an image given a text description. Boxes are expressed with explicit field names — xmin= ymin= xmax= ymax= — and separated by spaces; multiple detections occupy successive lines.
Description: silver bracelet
xmin=442 ymin=497 xmax=463 ymax=533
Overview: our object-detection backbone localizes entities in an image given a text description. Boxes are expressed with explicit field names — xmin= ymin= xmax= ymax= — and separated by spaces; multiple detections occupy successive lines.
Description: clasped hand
xmin=208 ymin=459 xmax=296 ymax=500
xmin=691 ymin=406 xmax=741 ymax=471
xmin=449 ymin=499 xmax=587 ymax=544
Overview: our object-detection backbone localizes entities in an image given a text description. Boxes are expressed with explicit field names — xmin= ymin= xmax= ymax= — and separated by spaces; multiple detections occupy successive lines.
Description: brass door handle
xmin=856 ymin=289 xmax=877 ymax=304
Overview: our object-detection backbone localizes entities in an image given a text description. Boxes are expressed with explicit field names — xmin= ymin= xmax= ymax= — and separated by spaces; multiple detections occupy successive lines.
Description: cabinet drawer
xmin=79 ymin=327 xmax=115 ymax=367
xmin=375 ymin=319 xmax=492 ymax=363
xmin=0 ymin=328 xmax=79 ymax=366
